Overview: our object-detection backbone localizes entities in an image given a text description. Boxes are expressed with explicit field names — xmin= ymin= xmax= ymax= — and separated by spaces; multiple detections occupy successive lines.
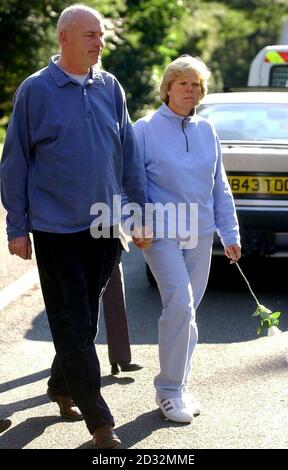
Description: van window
xmin=269 ymin=65 xmax=288 ymax=87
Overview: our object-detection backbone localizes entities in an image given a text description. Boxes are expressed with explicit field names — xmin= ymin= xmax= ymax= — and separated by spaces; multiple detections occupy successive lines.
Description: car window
xmin=198 ymin=103 xmax=288 ymax=141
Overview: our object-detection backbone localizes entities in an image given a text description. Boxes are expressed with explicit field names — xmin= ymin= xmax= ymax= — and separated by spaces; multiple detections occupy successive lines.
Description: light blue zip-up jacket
xmin=133 ymin=104 xmax=240 ymax=247
xmin=0 ymin=56 xmax=147 ymax=240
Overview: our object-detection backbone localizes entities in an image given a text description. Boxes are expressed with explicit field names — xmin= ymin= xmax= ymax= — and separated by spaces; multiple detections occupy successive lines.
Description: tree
xmin=103 ymin=0 xmax=187 ymax=119
xmin=0 ymin=1 xmax=72 ymax=122
xmin=0 ymin=0 xmax=287 ymax=123
xmin=104 ymin=0 xmax=287 ymax=117
xmin=177 ymin=0 xmax=288 ymax=90
xmin=0 ymin=0 xmax=129 ymax=123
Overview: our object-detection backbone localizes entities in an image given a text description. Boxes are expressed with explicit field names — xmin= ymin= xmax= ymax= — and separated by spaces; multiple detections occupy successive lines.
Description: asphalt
xmin=0 ymin=281 xmax=288 ymax=451
xmin=0 ymin=216 xmax=288 ymax=453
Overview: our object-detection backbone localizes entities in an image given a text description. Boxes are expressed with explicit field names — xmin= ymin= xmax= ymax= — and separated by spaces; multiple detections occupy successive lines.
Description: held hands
xmin=132 ymin=226 xmax=153 ymax=249
xmin=8 ymin=235 xmax=32 ymax=260
xmin=224 ymin=244 xmax=241 ymax=264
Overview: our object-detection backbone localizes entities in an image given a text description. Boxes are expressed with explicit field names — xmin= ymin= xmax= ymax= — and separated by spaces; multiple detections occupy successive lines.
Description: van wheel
xmin=145 ymin=263 xmax=157 ymax=287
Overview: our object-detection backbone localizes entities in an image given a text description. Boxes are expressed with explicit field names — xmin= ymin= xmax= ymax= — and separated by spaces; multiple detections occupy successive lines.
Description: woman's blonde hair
xmin=160 ymin=55 xmax=211 ymax=104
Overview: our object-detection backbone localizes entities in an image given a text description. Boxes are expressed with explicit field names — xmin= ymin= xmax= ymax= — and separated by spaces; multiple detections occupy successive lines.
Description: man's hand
xmin=132 ymin=226 xmax=153 ymax=249
xmin=8 ymin=235 xmax=32 ymax=260
xmin=224 ymin=244 xmax=241 ymax=264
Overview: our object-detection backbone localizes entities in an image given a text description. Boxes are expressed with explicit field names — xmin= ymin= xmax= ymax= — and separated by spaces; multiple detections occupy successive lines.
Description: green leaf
xmin=235 ymin=262 xmax=283 ymax=335
xmin=270 ymin=311 xmax=281 ymax=319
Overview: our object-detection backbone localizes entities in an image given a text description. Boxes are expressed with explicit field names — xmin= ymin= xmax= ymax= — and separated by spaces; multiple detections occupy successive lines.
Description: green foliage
xmin=0 ymin=0 xmax=70 ymax=121
xmin=0 ymin=126 xmax=5 ymax=144
xmin=103 ymin=0 xmax=186 ymax=118
xmin=85 ymin=0 xmax=125 ymax=17
xmin=235 ymin=262 xmax=283 ymax=335
xmin=0 ymin=0 xmax=287 ymax=121
xmin=178 ymin=1 xmax=288 ymax=91
xmin=253 ymin=305 xmax=281 ymax=335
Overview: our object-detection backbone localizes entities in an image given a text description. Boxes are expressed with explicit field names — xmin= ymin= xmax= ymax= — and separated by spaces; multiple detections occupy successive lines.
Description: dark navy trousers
xmin=33 ymin=229 xmax=120 ymax=434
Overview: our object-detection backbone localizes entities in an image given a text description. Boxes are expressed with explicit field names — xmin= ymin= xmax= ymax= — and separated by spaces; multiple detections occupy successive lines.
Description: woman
xmin=133 ymin=55 xmax=241 ymax=423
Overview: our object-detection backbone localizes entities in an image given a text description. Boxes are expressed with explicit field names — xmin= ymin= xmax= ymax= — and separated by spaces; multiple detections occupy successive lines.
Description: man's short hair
xmin=56 ymin=4 xmax=103 ymax=40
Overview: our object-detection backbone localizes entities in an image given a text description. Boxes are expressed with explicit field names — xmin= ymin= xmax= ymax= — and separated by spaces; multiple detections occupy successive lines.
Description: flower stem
xmin=235 ymin=262 xmax=261 ymax=306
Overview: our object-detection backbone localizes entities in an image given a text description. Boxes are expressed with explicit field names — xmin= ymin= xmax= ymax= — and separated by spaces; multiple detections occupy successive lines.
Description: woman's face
xmin=167 ymin=70 xmax=202 ymax=116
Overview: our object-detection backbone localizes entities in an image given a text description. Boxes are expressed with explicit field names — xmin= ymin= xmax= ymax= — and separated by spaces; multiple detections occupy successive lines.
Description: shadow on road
xmin=0 ymin=394 xmax=50 ymax=422
xmin=0 ymin=369 xmax=50 ymax=394
xmin=0 ymin=416 xmax=61 ymax=449
xmin=77 ymin=408 xmax=193 ymax=449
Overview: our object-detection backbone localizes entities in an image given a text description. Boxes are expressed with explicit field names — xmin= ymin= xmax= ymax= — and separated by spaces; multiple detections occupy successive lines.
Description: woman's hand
xmin=132 ymin=226 xmax=153 ymax=249
xmin=224 ymin=244 xmax=241 ymax=264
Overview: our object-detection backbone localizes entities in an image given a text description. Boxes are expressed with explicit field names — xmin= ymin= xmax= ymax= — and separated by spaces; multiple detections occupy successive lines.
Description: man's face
xmin=62 ymin=13 xmax=105 ymax=72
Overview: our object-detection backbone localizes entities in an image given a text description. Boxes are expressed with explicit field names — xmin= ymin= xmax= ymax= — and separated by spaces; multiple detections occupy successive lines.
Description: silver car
xmin=198 ymin=91 xmax=288 ymax=256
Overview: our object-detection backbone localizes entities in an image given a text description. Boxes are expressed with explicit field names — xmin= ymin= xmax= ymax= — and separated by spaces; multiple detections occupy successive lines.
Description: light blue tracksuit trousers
xmin=144 ymin=235 xmax=214 ymax=399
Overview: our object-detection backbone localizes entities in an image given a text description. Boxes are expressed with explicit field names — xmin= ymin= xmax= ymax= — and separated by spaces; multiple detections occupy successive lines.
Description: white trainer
xmin=155 ymin=395 xmax=194 ymax=423
xmin=183 ymin=393 xmax=201 ymax=416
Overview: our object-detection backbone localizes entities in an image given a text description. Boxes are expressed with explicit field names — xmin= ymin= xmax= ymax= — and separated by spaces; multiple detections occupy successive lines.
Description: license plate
xmin=227 ymin=175 xmax=288 ymax=195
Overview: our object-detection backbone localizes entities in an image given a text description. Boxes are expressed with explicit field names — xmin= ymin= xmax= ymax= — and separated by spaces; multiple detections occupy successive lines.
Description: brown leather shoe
xmin=47 ymin=387 xmax=83 ymax=421
xmin=119 ymin=361 xmax=143 ymax=372
xmin=111 ymin=362 xmax=143 ymax=375
xmin=93 ymin=424 xmax=121 ymax=449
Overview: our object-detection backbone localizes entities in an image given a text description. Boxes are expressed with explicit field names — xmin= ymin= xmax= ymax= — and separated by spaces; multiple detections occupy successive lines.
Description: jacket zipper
xmin=181 ymin=118 xmax=189 ymax=152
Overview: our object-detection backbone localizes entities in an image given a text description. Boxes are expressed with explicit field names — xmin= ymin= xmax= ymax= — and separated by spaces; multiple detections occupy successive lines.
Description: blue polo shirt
xmin=0 ymin=56 xmax=147 ymax=240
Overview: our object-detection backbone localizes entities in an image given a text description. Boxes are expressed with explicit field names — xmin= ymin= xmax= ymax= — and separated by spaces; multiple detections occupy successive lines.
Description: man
xmin=0 ymin=4 xmax=150 ymax=449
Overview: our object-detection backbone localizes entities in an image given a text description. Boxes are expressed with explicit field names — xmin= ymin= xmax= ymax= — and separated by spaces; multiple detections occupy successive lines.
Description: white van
xmin=248 ymin=45 xmax=288 ymax=87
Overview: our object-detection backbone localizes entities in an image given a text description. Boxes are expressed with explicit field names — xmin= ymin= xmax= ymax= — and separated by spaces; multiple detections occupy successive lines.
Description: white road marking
xmin=0 ymin=268 xmax=39 ymax=311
